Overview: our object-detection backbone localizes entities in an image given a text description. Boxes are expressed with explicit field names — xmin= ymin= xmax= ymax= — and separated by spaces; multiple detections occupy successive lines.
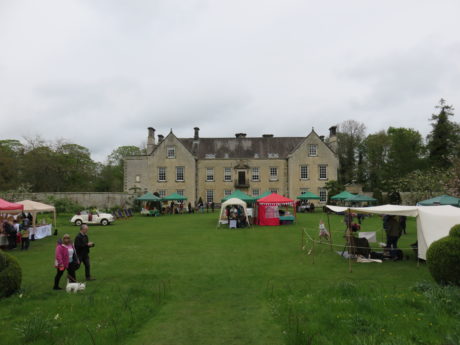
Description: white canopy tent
xmin=16 ymin=200 xmax=57 ymax=226
xmin=218 ymin=198 xmax=250 ymax=228
xmin=326 ymin=204 xmax=460 ymax=260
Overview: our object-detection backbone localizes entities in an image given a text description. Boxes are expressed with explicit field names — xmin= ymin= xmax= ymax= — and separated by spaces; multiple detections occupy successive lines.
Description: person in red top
xmin=53 ymin=234 xmax=79 ymax=290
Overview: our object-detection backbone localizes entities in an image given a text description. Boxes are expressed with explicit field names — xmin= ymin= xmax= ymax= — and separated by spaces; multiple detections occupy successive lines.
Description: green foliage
xmin=324 ymin=180 xmax=344 ymax=202
xmin=427 ymin=99 xmax=458 ymax=169
xmin=427 ymin=226 xmax=460 ymax=286
xmin=45 ymin=196 xmax=84 ymax=213
xmin=0 ymin=250 xmax=22 ymax=298
xmin=449 ymin=224 xmax=460 ymax=238
xmin=336 ymin=120 xmax=366 ymax=184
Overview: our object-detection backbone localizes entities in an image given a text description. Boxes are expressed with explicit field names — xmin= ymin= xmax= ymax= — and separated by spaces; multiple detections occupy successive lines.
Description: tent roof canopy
xmin=257 ymin=193 xmax=295 ymax=205
xmin=0 ymin=198 xmax=24 ymax=212
xmin=221 ymin=190 xmax=256 ymax=203
xmin=330 ymin=191 xmax=355 ymax=200
xmin=345 ymin=194 xmax=377 ymax=202
xmin=297 ymin=192 xmax=320 ymax=200
xmin=221 ymin=198 xmax=247 ymax=208
xmin=162 ymin=193 xmax=187 ymax=201
xmin=16 ymin=200 xmax=55 ymax=212
xmin=418 ymin=195 xmax=460 ymax=206
xmin=137 ymin=192 xmax=162 ymax=201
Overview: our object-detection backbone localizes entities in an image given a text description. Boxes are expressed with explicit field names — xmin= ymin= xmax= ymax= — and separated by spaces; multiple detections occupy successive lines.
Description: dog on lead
xmin=66 ymin=280 xmax=86 ymax=293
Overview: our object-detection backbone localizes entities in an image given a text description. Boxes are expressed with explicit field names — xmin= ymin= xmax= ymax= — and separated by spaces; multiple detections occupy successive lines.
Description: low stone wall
xmin=0 ymin=192 xmax=135 ymax=209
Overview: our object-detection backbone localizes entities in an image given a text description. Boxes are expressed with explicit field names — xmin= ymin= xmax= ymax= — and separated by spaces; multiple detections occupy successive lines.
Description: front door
xmin=238 ymin=171 xmax=246 ymax=185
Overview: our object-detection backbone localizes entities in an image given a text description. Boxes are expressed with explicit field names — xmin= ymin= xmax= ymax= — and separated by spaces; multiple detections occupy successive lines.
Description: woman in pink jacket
xmin=53 ymin=234 xmax=79 ymax=290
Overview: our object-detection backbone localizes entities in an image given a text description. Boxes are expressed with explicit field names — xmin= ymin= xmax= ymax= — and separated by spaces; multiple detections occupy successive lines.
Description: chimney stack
xmin=319 ymin=135 xmax=325 ymax=141
xmin=329 ymin=126 xmax=337 ymax=137
xmin=147 ymin=127 xmax=155 ymax=154
xmin=235 ymin=133 xmax=247 ymax=138
xmin=158 ymin=134 xmax=164 ymax=143
xmin=262 ymin=134 xmax=274 ymax=138
xmin=194 ymin=127 xmax=200 ymax=140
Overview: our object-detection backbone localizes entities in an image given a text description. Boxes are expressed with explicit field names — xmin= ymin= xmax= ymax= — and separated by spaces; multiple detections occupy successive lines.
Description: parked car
xmin=70 ymin=210 xmax=115 ymax=226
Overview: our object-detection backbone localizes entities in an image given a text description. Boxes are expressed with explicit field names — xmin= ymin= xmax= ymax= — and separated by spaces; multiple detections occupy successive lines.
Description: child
xmin=319 ymin=219 xmax=330 ymax=241
xmin=21 ymin=226 xmax=30 ymax=250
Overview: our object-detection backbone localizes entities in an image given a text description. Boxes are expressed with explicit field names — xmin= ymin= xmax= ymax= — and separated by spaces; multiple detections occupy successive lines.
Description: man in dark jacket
xmin=74 ymin=224 xmax=95 ymax=281
xmin=385 ymin=215 xmax=402 ymax=253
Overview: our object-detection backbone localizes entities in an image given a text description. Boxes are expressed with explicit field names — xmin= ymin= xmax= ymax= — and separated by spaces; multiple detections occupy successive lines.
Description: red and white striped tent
xmin=256 ymin=193 xmax=296 ymax=226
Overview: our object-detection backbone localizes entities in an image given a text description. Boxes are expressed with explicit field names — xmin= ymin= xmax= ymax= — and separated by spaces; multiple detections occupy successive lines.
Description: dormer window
xmin=309 ymin=144 xmax=318 ymax=157
xmin=205 ymin=154 xmax=216 ymax=159
xmin=268 ymin=153 xmax=279 ymax=158
xmin=167 ymin=146 xmax=176 ymax=159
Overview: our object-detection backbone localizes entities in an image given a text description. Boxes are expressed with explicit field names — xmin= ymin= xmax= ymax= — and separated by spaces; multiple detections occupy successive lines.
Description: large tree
xmin=427 ymin=99 xmax=458 ymax=169
xmin=336 ymin=120 xmax=366 ymax=185
xmin=361 ymin=131 xmax=390 ymax=191
xmin=385 ymin=127 xmax=426 ymax=182
xmin=0 ymin=140 xmax=24 ymax=191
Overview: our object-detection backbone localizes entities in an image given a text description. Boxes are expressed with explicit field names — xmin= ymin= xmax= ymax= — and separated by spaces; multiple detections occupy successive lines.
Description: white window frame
xmin=252 ymin=189 xmax=260 ymax=197
xmin=309 ymin=144 xmax=318 ymax=157
xmin=206 ymin=168 xmax=214 ymax=182
xmin=269 ymin=167 xmax=278 ymax=181
xmin=177 ymin=189 xmax=184 ymax=196
xmin=319 ymin=165 xmax=328 ymax=180
xmin=176 ymin=166 xmax=185 ymax=182
xmin=158 ymin=167 xmax=166 ymax=182
xmin=167 ymin=146 xmax=176 ymax=159
xmin=300 ymin=165 xmax=308 ymax=180
xmin=224 ymin=167 xmax=232 ymax=182
xmin=158 ymin=190 xmax=166 ymax=198
xmin=206 ymin=190 xmax=214 ymax=203
xmin=319 ymin=188 xmax=327 ymax=203
xmin=252 ymin=167 xmax=260 ymax=181
xmin=135 ymin=175 xmax=141 ymax=183
xmin=224 ymin=189 xmax=232 ymax=196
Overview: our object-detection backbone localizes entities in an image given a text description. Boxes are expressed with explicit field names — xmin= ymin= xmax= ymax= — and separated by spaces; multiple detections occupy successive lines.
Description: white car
xmin=70 ymin=210 xmax=115 ymax=226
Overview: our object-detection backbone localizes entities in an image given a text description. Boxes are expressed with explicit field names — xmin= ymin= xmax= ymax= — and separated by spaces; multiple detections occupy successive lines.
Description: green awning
xmin=345 ymin=194 xmax=377 ymax=202
xmin=162 ymin=193 xmax=188 ymax=201
xmin=137 ymin=192 xmax=162 ymax=202
xmin=330 ymin=191 xmax=355 ymax=200
xmin=418 ymin=195 xmax=460 ymax=206
xmin=221 ymin=190 xmax=257 ymax=203
xmin=256 ymin=191 xmax=272 ymax=200
xmin=296 ymin=192 xmax=320 ymax=200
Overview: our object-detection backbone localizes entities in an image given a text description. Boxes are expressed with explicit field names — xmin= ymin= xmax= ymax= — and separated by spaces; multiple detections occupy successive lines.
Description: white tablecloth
xmin=30 ymin=224 xmax=53 ymax=240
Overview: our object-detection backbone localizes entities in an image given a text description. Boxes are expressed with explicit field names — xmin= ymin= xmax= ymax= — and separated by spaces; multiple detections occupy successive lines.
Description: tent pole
xmin=301 ymin=228 xmax=304 ymax=251
xmin=327 ymin=211 xmax=333 ymax=251
xmin=347 ymin=208 xmax=353 ymax=273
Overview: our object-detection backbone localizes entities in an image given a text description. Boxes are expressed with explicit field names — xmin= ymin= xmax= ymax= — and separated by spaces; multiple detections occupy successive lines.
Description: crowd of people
xmin=0 ymin=213 xmax=34 ymax=251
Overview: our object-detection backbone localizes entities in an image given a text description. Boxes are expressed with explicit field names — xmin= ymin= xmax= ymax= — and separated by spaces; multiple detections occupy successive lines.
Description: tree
xmin=361 ymin=131 xmax=390 ymax=191
xmin=427 ymin=99 xmax=458 ymax=169
xmin=0 ymin=140 xmax=24 ymax=191
xmin=324 ymin=180 xmax=344 ymax=202
xmin=384 ymin=127 xmax=426 ymax=182
xmin=336 ymin=120 xmax=366 ymax=185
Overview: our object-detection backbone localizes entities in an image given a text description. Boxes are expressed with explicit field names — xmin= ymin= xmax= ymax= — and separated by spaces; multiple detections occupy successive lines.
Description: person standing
xmin=74 ymin=224 xmax=95 ymax=281
xmin=53 ymin=234 xmax=79 ymax=290
xmin=385 ymin=215 xmax=402 ymax=253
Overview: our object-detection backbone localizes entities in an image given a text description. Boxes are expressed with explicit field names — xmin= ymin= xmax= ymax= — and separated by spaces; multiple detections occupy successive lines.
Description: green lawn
xmin=1 ymin=211 xmax=459 ymax=345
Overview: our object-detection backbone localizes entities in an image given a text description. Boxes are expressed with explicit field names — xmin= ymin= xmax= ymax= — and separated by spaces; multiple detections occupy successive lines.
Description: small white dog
xmin=66 ymin=280 xmax=86 ymax=293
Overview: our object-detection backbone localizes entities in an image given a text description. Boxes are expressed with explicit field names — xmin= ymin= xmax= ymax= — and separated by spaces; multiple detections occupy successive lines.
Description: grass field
xmin=1 ymin=211 xmax=459 ymax=345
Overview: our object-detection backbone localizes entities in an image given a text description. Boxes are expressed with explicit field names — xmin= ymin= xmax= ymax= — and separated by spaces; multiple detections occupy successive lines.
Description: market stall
xmin=256 ymin=193 xmax=296 ymax=226
xmin=217 ymin=198 xmax=250 ymax=228
xmin=17 ymin=200 xmax=56 ymax=239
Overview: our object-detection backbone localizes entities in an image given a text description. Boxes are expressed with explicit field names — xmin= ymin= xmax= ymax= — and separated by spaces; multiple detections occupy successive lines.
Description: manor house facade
xmin=124 ymin=127 xmax=339 ymax=205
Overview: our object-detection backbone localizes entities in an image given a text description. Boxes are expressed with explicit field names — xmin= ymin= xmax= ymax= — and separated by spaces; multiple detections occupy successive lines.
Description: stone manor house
xmin=124 ymin=127 xmax=339 ymax=205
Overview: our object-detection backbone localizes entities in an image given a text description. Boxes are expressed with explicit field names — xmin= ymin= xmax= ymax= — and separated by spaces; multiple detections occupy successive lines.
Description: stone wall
xmin=0 ymin=192 xmax=135 ymax=209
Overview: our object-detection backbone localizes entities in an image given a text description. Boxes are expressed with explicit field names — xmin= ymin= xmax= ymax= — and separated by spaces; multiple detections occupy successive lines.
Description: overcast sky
xmin=1 ymin=0 xmax=460 ymax=162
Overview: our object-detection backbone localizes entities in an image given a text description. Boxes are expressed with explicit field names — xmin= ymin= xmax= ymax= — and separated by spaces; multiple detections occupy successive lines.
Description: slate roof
xmin=178 ymin=137 xmax=305 ymax=159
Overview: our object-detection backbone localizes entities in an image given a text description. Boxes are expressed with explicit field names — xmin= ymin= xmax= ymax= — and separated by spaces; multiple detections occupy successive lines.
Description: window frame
xmin=319 ymin=188 xmax=327 ymax=203
xmin=176 ymin=166 xmax=185 ymax=182
xmin=158 ymin=167 xmax=167 ymax=182
xmin=206 ymin=167 xmax=214 ymax=182
xmin=224 ymin=167 xmax=232 ymax=182
xmin=319 ymin=164 xmax=328 ymax=180
xmin=300 ymin=165 xmax=308 ymax=180
xmin=269 ymin=167 xmax=278 ymax=181
xmin=251 ymin=167 xmax=260 ymax=181
xmin=309 ymin=144 xmax=318 ymax=157
xmin=167 ymin=146 xmax=176 ymax=159
xmin=206 ymin=189 xmax=214 ymax=203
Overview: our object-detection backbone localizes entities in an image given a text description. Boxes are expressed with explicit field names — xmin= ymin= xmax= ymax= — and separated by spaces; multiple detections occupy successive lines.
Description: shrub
xmin=427 ymin=224 xmax=460 ymax=286
xmin=0 ymin=250 xmax=22 ymax=298
xmin=45 ymin=196 xmax=84 ymax=213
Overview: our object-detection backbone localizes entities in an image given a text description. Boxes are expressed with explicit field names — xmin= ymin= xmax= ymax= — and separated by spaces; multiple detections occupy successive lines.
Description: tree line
xmin=334 ymin=99 xmax=460 ymax=202
xmin=1 ymin=99 xmax=459 ymax=199
xmin=0 ymin=137 xmax=143 ymax=193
